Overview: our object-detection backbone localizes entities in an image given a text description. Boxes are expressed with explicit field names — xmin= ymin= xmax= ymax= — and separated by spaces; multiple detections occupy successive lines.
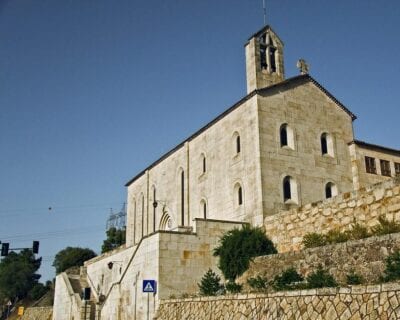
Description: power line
xmin=1 ymin=225 xmax=105 ymax=242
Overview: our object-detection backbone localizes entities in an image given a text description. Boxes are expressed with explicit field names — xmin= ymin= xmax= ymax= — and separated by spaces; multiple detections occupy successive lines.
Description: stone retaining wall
xmin=265 ymin=179 xmax=400 ymax=252
xmin=241 ymin=232 xmax=400 ymax=286
xmin=21 ymin=307 xmax=52 ymax=320
xmin=155 ymin=283 xmax=400 ymax=319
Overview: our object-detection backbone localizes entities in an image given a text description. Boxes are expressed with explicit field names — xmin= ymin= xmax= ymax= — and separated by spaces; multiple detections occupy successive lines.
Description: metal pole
xmin=6 ymin=305 xmax=10 ymax=320
xmin=263 ymin=0 xmax=267 ymax=25
xmin=147 ymin=293 xmax=150 ymax=320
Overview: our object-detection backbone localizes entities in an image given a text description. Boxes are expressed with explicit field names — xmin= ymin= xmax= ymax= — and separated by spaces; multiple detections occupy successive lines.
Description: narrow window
xmin=202 ymin=155 xmax=206 ymax=173
xmin=280 ymin=124 xmax=288 ymax=147
xmin=269 ymin=47 xmax=277 ymax=72
xmin=203 ymin=201 xmax=207 ymax=219
xmin=238 ymin=187 xmax=243 ymax=205
xmin=236 ymin=136 xmax=241 ymax=154
xmin=321 ymin=134 xmax=328 ymax=155
xmin=181 ymin=171 xmax=185 ymax=225
xmin=283 ymin=177 xmax=291 ymax=201
xmin=152 ymin=187 xmax=156 ymax=232
xmin=395 ymin=163 xmax=400 ymax=175
xmin=133 ymin=199 xmax=136 ymax=244
xmin=141 ymin=195 xmax=144 ymax=238
xmin=365 ymin=156 xmax=376 ymax=174
xmin=380 ymin=160 xmax=391 ymax=177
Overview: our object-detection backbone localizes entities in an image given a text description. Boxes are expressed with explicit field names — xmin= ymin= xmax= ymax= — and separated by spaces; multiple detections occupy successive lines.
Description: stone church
xmin=53 ymin=25 xmax=400 ymax=320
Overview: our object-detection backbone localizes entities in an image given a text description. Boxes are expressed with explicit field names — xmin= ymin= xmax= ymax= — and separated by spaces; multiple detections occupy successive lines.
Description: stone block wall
xmin=155 ymin=283 xmax=400 ymax=320
xmin=21 ymin=307 xmax=53 ymax=320
xmin=241 ymin=233 xmax=400 ymax=286
xmin=264 ymin=179 xmax=400 ymax=252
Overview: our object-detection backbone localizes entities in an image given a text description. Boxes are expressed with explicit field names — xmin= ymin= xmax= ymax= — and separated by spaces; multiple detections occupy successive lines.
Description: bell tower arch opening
xmin=245 ymin=25 xmax=285 ymax=93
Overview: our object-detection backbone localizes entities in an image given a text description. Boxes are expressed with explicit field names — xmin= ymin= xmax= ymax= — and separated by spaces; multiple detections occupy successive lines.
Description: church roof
xmin=125 ymin=74 xmax=356 ymax=186
xmin=348 ymin=140 xmax=400 ymax=156
xmin=246 ymin=25 xmax=284 ymax=44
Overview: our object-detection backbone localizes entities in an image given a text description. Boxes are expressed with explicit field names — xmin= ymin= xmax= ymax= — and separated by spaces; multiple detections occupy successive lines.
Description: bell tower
xmin=245 ymin=25 xmax=285 ymax=93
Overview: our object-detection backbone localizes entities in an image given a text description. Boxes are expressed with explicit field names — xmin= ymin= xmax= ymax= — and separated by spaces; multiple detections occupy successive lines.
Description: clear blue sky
xmin=0 ymin=1 xmax=399 ymax=282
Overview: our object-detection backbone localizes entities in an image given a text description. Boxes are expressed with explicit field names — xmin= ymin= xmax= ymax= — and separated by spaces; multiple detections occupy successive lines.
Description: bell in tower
xmin=245 ymin=25 xmax=285 ymax=93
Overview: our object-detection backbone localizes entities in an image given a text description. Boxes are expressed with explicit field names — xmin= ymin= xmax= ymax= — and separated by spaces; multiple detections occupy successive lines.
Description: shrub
xmin=247 ymin=275 xmax=268 ymax=291
xmin=302 ymin=233 xmax=326 ymax=248
xmin=28 ymin=283 xmax=49 ymax=301
xmin=371 ymin=216 xmax=400 ymax=236
xmin=346 ymin=221 xmax=370 ymax=240
xmin=225 ymin=281 xmax=242 ymax=294
xmin=346 ymin=270 xmax=364 ymax=285
xmin=325 ymin=229 xmax=349 ymax=244
xmin=381 ymin=251 xmax=400 ymax=282
xmin=213 ymin=225 xmax=277 ymax=281
xmin=272 ymin=267 xmax=304 ymax=291
xmin=306 ymin=265 xmax=337 ymax=288
xmin=198 ymin=269 xmax=224 ymax=296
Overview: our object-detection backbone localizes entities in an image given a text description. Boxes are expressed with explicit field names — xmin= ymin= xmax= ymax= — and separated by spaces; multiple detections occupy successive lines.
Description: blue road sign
xmin=142 ymin=280 xmax=157 ymax=293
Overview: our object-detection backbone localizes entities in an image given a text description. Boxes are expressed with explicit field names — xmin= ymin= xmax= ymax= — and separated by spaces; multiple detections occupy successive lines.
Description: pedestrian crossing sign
xmin=142 ymin=280 xmax=157 ymax=293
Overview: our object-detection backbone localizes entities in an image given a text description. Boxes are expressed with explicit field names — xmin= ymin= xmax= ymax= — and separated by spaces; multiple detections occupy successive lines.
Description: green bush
xmin=325 ymin=229 xmax=349 ymax=244
xmin=381 ymin=251 xmax=400 ymax=282
xmin=28 ymin=283 xmax=49 ymax=301
xmin=247 ymin=275 xmax=268 ymax=291
xmin=371 ymin=216 xmax=400 ymax=236
xmin=225 ymin=281 xmax=242 ymax=294
xmin=346 ymin=221 xmax=370 ymax=240
xmin=306 ymin=265 xmax=337 ymax=288
xmin=302 ymin=233 xmax=326 ymax=248
xmin=198 ymin=269 xmax=224 ymax=296
xmin=213 ymin=225 xmax=277 ymax=281
xmin=272 ymin=267 xmax=304 ymax=291
xmin=346 ymin=270 xmax=364 ymax=285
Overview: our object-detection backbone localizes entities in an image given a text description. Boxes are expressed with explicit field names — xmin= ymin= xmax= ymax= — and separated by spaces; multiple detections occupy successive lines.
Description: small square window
xmin=365 ymin=156 xmax=376 ymax=174
xmin=380 ymin=160 xmax=391 ymax=177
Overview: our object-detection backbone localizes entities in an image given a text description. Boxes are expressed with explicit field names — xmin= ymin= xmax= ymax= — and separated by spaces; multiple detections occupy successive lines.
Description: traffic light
xmin=32 ymin=241 xmax=39 ymax=254
xmin=1 ymin=243 xmax=9 ymax=256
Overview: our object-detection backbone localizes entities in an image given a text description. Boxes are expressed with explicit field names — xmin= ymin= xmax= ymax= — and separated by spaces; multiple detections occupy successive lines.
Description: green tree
xmin=213 ymin=225 xmax=277 ymax=281
xmin=0 ymin=249 xmax=41 ymax=300
xmin=197 ymin=269 xmax=224 ymax=296
xmin=382 ymin=250 xmax=400 ymax=282
xmin=101 ymin=227 xmax=126 ymax=253
xmin=53 ymin=247 xmax=96 ymax=274
xmin=306 ymin=265 xmax=337 ymax=289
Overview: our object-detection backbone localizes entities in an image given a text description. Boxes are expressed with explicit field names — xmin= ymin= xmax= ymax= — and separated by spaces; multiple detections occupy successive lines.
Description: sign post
xmin=6 ymin=300 xmax=11 ymax=320
xmin=143 ymin=280 xmax=156 ymax=320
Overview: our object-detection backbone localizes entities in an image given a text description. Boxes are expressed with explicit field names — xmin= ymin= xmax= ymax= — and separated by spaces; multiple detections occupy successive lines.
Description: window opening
xmin=380 ymin=160 xmax=391 ymax=177
xmin=203 ymin=156 xmax=206 ymax=173
xmin=280 ymin=125 xmax=288 ymax=147
xmin=321 ymin=134 xmax=328 ymax=155
xmin=395 ymin=163 xmax=400 ymax=175
xmin=236 ymin=136 xmax=241 ymax=154
xmin=283 ymin=177 xmax=291 ymax=201
xmin=365 ymin=156 xmax=376 ymax=174
xmin=181 ymin=171 xmax=185 ymax=225
xmin=238 ymin=187 xmax=243 ymax=205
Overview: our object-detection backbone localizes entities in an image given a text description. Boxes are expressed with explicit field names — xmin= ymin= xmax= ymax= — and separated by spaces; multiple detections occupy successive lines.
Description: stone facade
xmin=241 ymin=232 xmax=400 ymax=287
xmin=155 ymin=283 xmax=400 ymax=320
xmin=264 ymin=179 xmax=400 ymax=252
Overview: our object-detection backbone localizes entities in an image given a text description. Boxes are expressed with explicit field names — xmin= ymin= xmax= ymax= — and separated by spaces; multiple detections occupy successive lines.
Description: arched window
xmin=236 ymin=135 xmax=241 ymax=154
xmin=325 ymin=182 xmax=338 ymax=199
xmin=180 ymin=170 xmax=185 ymax=226
xmin=280 ymin=124 xmax=294 ymax=149
xmin=200 ymin=199 xmax=207 ymax=219
xmin=152 ymin=186 xmax=156 ymax=232
xmin=233 ymin=183 xmax=244 ymax=207
xmin=141 ymin=194 xmax=145 ymax=237
xmin=159 ymin=213 xmax=172 ymax=231
xmin=283 ymin=176 xmax=298 ymax=204
xmin=321 ymin=133 xmax=334 ymax=156
xmin=132 ymin=198 xmax=136 ymax=244
xmin=238 ymin=187 xmax=243 ymax=205
xmin=280 ymin=124 xmax=288 ymax=147
xmin=201 ymin=153 xmax=206 ymax=173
